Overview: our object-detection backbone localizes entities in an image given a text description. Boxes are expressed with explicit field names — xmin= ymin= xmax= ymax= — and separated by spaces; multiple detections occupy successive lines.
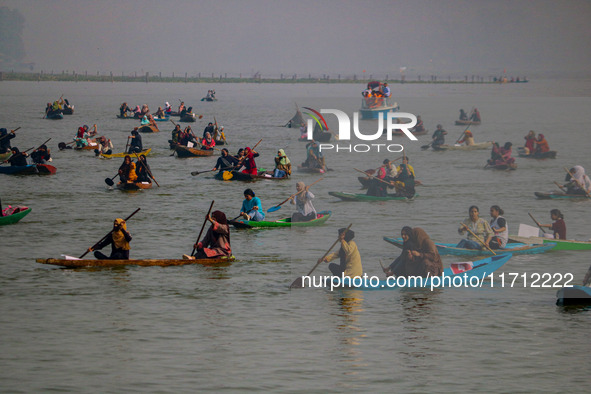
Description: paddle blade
xmin=105 ymin=177 xmax=115 ymax=186
xmin=421 ymin=144 xmax=430 ymax=150
xmin=191 ymin=171 xmax=200 ymax=176
xmin=267 ymin=205 xmax=281 ymax=213
xmin=289 ymin=276 xmax=305 ymax=289
xmin=222 ymin=171 xmax=233 ymax=180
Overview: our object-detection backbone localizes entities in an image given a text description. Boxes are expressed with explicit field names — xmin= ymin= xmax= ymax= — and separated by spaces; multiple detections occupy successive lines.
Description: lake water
xmin=1 ymin=80 xmax=590 ymax=392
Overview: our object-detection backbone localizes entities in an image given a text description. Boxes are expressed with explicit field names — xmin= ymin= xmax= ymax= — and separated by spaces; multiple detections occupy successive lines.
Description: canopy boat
xmin=327 ymin=254 xmax=511 ymax=290
xmin=99 ymin=148 xmax=152 ymax=159
xmin=517 ymin=148 xmax=557 ymax=159
xmin=115 ymin=181 xmax=153 ymax=191
xmin=508 ymin=236 xmax=591 ymax=251
xmin=138 ymin=124 xmax=159 ymax=133
xmin=214 ymin=170 xmax=287 ymax=181
xmin=556 ymin=285 xmax=591 ymax=306
xmin=534 ymin=192 xmax=589 ymax=200
xmin=455 ymin=120 xmax=481 ymax=126
xmin=36 ymin=255 xmax=235 ymax=268
xmin=229 ymin=210 xmax=331 ymax=229
xmin=383 ymin=236 xmax=556 ymax=256
xmin=329 ymin=191 xmax=416 ymax=201
xmin=484 ymin=162 xmax=517 ymax=170
xmin=0 ymin=163 xmax=56 ymax=175
xmin=179 ymin=113 xmax=197 ymax=122
xmin=360 ymin=81 xmax=399 ymax=120
xmin=173 ymin=144 xmax=214 ymax=158
xmin=0 ymin=206 xmax=31 ymax=225
xmin=433 ymin=141 xmax=493 ymax=151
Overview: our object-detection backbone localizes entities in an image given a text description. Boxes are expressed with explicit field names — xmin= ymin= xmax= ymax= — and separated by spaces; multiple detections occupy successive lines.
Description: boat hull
xmin=556 ymin=285 xmax=591 ymax=306
xmin=0 ymin=207 xmax=32 ymax=225
xmin=534 ymin=192 xmax=589 ymax=200
xmin=36 ymin=256 xmax=235 ymax=268
xmin=230 ymin=211 xmax=331 ymax=229
xmin=174 ymin=144 xmax=214 ymax=157
xmin=455 ymin=120 xmax=481 ymax=125
xmin=100 ymin=148 xmax=152 ymax=159
xmin=138 ymin=125 xmax=159 ymax=133
xmin=517 ymin=149 xmax=557 ymax=159
xmin=116 ymin=181 xmax=153 ymax=191
xmin=329 ymin=191 xmax=415 ymax=201
xmin=509 ymin=236 xmax=591 ymax=251
xmin=179 ymin=114 xmax=197 ymax=122
xmin=297 ymin=165 xmax=326 ymax=174
xmin=215 ymin=170 xmax=287 ymax=181
xmin=0 ymin=164 xmax=56 ymax=175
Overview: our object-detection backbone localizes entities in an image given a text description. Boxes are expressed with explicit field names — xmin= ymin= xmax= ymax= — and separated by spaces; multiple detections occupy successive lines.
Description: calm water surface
xmin=1 ymin=80 xmax=590 ymax=392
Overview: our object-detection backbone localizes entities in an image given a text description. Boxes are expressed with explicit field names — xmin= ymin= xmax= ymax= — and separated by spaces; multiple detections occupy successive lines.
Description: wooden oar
xmin=0 ymin=127 xmax=21 ymax=142
xmin=124 ymin=136 xmax=131 ymax=154
xmin=353 ymin=168 xmax=392 ymax=187
xmin=268 ymin=177 xmax=323 ymax=213
xmin=460 ymin=223 xmax=496 ymax=255
xmin=554 ymin=181 xmax=567 ymax=193
xmin=132 ymin=151 xmax=160 ymax=187
xmin=79 ymin=208 xmax=141 ymax=258
xmin=190 ymin=201 xmax=214 ymax=256
xmin=289 ymin=223 xmax=353 ymax=289
xmin=528 ymin=212 xmax=548 ymax=234
xmin=564 ymin=167 xmax=591 ymax=198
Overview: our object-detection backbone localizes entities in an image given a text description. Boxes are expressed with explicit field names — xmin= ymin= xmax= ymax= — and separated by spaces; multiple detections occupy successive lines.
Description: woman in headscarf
xmin=273 ymin=149 xmax=291 ymax=178
xmin=133 ymin=105 xmax=142 ymax=118
xmin=6 ymin=147 xmax=28 ymax=166
xmin=487 ymin=142 xmax=502 ymax=166
xmin=0 ymin=128 xmax=16 ymax=154
xmin=321 ymin=228 xmax=362 ymax=278
xmin=534 ymin=133 xmax=550 ymax=154
xmin=201 ymin=132 xmax=216 ymax=150
xmin=31 ymin=144 xmax=51 ymax=164
xmin=384 ymin=227 xmax=443 ymax=278
xmin=135 ymin=154 xmax=154 ymax=183
xmin=119 ymin=102 xmax=131 ymax=117
xmin=118 ymin=155 xmax=137 ymax=183
xmin=128 ymin=128 xmax=143 ymax=153
xmin=186 ymin=211 xmax=231 ymax=259
xmin=290 ymin=181 xmax=317 ymax=222
xmin=170 ymin=124 xmax=182 ymax=146
xmin=564 ymin=165 xmax=591 ymax=195
xmin=94 ymin=136 xmax=113 ymax=156
xmin=88 ymin=218 xmax=132 ymax=260
xmin=496 ymin=142 xmax=515 ymax=165
xmin=240 ymin=147 xmax=259 ymax=175
xmin=523 ymin=130 xmax=536 ymax=155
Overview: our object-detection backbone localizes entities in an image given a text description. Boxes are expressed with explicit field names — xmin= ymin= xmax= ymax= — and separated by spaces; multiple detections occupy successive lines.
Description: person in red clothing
xmin=540 ymin=209 xmax=566 ymax=240
xmin=523 ymin=130 xmax=536 ymax=154
xmin=201 ymin=132 xmax=216 ymax=150
xmin=534 ymin=133 xmax=550 ymax=154
xmin=240 ymin=146 xmax=259 ymax=175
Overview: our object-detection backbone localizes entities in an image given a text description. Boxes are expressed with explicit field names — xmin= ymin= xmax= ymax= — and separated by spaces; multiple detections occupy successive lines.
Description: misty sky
xmin=3 ymin=0 xmax=591 ymax=77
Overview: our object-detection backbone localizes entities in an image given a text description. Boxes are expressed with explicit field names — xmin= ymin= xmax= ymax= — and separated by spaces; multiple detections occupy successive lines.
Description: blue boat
xmin=359 ymin=97 xmax=400 ymax=120
xmin=556 ymin=285 xmax=591 ymax=306
xmin=328 ymin=254 xmax=511 ymax=290
xmin=153 ymin=115 xmax=170 ymax=122
xmin=0 ymin=164 xmax=39 ymax=175
xmin=46 ymin=112 xmax=64 ymax=120
xmin=383 ymin=236 xmax=556 ymax=256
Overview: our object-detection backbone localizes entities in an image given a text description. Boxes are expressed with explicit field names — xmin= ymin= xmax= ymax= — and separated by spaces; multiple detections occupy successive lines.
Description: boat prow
xmin=0 ymin=206 xmax=32 ymax=225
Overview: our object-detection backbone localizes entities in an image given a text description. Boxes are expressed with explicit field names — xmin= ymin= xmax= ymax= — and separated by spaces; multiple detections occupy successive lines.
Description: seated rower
xmin=154 ymin=106 xmax=166 ymax=119
xmin=203 ymin=122 xmax=215 ymax=139
xmin=390 ymin=159 xmax=415 ymax=198
xmin=31 ymin=144 xmax=52 ymax=164
xmin=470 ymin=108 xmax=481 ymax=122
xmin=201 ymin=132 xmax=216 ymax=150
xmin=5 ymin=147 xmax=29 ymax=166
xmin=320 ymin=228 xmax=362 ymax=278
xmin=213 ymin=148 xmax=240 ymax=174
xmin=384 ymin=227 xmax=443 ymax=278
xmin=118 ymin=155 xmax=137 ymax=184
xmin=456 ymin=206 xmax=493 ymax=249
xmin=431 ymin=124 xmax=447 ymax=148
xmin=240 ymin=147 xmax=259 ymax=175
xmin=410 ymin=115 xmax=425 ymax=132
xmin=128 ymin=128 xmax=143 ymax=153
xmin=184 ymin=211 xmax=232 ymax=260
xmin=457 ymin=130 xmax=475 ymax=146
xmin=290 ymin=182 xmax=317 ymax=222
xmin=120 ymin=102 xmax=132 ymax=117
xmin=94 ymin=136 xmax=113 ymax=156
xmin=562 ymin=165 xmax=591 ymax=195
xmin=366 ymin=159 xmax=390 ymax=197
xmin=239 ymin=188 xmax=265 ymax=222
xmin=539 ymin=209 xmax=566 ymax=240
xmin=170 ymin=124 xmax=182 ymax=146
xmin=164 ymin=102 xmax=172 ymax=115
xmin=489 ymin=205 xmax=508 ymax=249
xmin=459 ymin=109 xmax=468 ymax=121
xmin=135 ymin=154 xmax=154 ymax=183
xmin=523 ymin=130 xmax=536 ymax=155
xmin=534 ymin=133 xmax=550 ymax=154
xmin=496 ymin=142 xmax=515 ymax=165
xmin=302 ymin=140 xmax=326 ymax=172
xmin=88 ymin=218 xmax=132 ymax=260
xmin=273 ymin=149 xmax=291 ymax=178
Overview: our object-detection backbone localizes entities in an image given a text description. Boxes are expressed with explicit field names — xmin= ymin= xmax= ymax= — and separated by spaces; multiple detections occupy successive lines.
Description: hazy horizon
xmin=1 ymin=0 xmax=590 ymax=78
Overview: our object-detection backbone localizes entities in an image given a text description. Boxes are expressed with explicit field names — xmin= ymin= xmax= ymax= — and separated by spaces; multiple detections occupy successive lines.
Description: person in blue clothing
xmin=239 ymin=188 xmax=265 ymax=222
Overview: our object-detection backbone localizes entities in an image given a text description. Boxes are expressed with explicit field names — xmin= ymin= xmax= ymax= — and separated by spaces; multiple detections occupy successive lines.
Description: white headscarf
xmin=572 ymin=165 xmax=591 ymax=192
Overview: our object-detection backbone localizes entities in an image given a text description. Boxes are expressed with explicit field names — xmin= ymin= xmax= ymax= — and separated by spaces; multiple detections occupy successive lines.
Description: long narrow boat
xmin=115 ymin=181 xmax=153 ymax=191
xmin=46 ymin=112 xmax=63 ymax=120
xmin=327 ymin=254 xmax=511 ymax=290
xmin=517 ymin=149 xmax=557 ymax=159
xmin=432 ymin=141 xmax=493 ymax=151
xmin=534 ymin=192 xmax=589 ymax=200
xmin=36 ymin=255 xmax=235 ymax=268
xmin=36 ymin=164 xmax=57 ymax=175
xmin=174 ymin=144 xmax=214 ymax=158
xmin=0 ymin=163 xmax=56 ymax=175
xmin=484 ymin=162 xmax=517 ymax=170
xmin=383 ymin=236 xmax=556 ymax=256
xmin=508 ymin=236 xmax=591 ymax=251
xmin=329 ymin=191 xmax=416 ymax=201
xmin=455 ymin=120 xmax=481 ymax=126
xmin=0 ymin=207 xmax=32 ymax=225
xmin=138 ymin=124 xmax=159 ymax=133
xmin=214 ymin=170 xmax=287 ymax=181
xmin=229 ymin=210 xmax=331 ymax=229
xmin=99 ymin=148 xmax=152 ymax=159
xmin=556 ymin=285 xmax=591 ymax=306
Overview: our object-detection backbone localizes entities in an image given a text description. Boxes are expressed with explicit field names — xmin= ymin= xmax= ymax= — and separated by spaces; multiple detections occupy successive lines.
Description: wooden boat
xmin=508 ymin=236 xmax=591 ymax=251
xmin=45 ymin=111 xmax=63 ymax=120
xmin=99 ymin=148 xmax=152 ymax=159
xmin=484 ymin=162 xmax=517 ymax=170
xmin=179 ymin=113 xmax=197 ymax=122
xmin=138 ymin=124 xmax=159 ymax=133
xmin=432 ymin=141 xmax=493 ymax=151
xmin=329 ymin=191 xmax=416 ymax=201
xmin=36 ymin=255 xmax=235 ymax=268
xmin=556 ymin=285 xmax=591 ymax=306
xmin=0 ymin=163 xmax=56 ymax=175
xmin=297 ymin=165 xmax=326 ymax=174
xmin=214 ymin=170 xmax=288 ymax=181
xmin=115 ymin=181 xmax=153 ymax=191
xmin=517 ymin=148 xmax=557 ymax=159
xmin=534 ymin=192 xmax=589 ymax=200
xmin=173 ymin=144 xmax=214 ymax=158
xmin=329 ymin=254 xmax=511 ymax=290
xmin=383 ymin=236 xmax=556 ymax=256
xmin=0 ymin=206 xmax=31 ymax=225
xmin=455 ymin=120 xmax=481 ymax=126
xmin=229 ymin=210 xmax=331 ymax=229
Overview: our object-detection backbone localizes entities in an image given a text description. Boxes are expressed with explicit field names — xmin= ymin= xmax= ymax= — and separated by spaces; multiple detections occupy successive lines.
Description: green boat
xmin=229 ymin=210 xmax=331 ymax=229
xmin=509 ymin=235 xmax=591 ymax=251
xmin=0 ymin=207 xmax=32 ymax=225
xmin=328 ymin=191 xmax=416 ymax=201
xmin=534 ymin=192 xmax=589 ymax=200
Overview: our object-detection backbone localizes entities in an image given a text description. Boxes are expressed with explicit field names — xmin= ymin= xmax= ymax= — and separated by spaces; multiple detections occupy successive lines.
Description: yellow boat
xmin=99 ymin=148 xmax=152 ymax=158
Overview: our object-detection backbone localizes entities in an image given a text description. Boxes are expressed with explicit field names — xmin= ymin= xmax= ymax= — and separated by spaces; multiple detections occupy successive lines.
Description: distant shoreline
xmin=0 ymin=71 xmax=520 ymax=84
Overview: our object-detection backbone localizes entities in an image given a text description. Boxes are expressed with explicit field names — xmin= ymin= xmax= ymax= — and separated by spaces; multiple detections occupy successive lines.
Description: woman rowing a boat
xmin=119 ymin=102 xmax=132 ymax=117
xmin=201 ymin=132 xmax=216 ymax=150
xmin=239 ymin=188 xmax=265 ymax=222
xmin=88 ymin=218 xmax=132 ymax=260
xmin=94 ymin=136 xmax=113 ymax=156
xmin=523 ymin=130 xmax=536 ymax=155
xmin=457 ymin=206 xmax=494 ymax=249
xmin=240 ymin=147 xmax=259 ymax=176
xmin=563 ymin=166 xmax=591 ymax=195
xmin=118 ymin=155 xmax=137 ymax=183
xmin=135 ymin=155 xmax=154 ymax=183
xmin=384 ymin=227 xmax=443 ymax=278
xmin=0 ymin=128 xmax=16 ymax=154
xmin=290 ymin=181 xmax=317 ymax=222
xmin=457 ymin=130 xmax=475 ymax=146
xmin=489 ymin=205 xmax=508 ymax=249
xmin=5 ymin=147 xmax=28 ymax=166
xmin=273 ymin=149 xmax=291 ymax=178
xmin=128 ymin=128 xmax=143 ymax=153
xmin=31 ymin=144 xmax=52 ymax=164
xmin=170 ymin=124 xmax=182 ymax=145
xmin=540 ymin=209 xmax=566 ymax=240
xmin=534 ymin=134 xmax=550 ymax=154
xmin=213 ymin=148 xmax=240 ymax=175
xmin=321 ymin=228 xmax=362 ymax=278
xmin=366 ymin=159 xmax=390 ymax=197
xmin=185 ymin=211 xmax=232 ymax=260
